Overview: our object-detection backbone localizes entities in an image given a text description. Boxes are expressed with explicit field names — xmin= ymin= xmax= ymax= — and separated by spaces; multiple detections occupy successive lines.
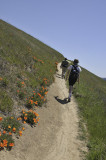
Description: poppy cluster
xmin=0 ymin=77 xmax=3 ymax=81
xmin=21 ymin=109 xmax=40 ymax=125
xmin=0 ymin=117 xmax=14 ymax=150
xmin=33 ymin=56 xmax=44 ymax=64
xmin=26 ymin=86 xmax=48 ymax=108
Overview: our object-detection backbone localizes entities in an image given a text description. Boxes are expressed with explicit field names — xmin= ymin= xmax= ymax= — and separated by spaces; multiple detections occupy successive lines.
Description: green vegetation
xmin=0 ymin=19 xmax=106 ymax=159
xmin=0 ymin=89 xmax=13 ymax=112
xmin=0 ymin=19 xmax=63 ymax=151
xmin=74 ymin=67 xmax=106 ymax=159
xmin=0 ymin=19 xmax=63 ymax=113
xmin=21 ymin=109 xmax=40 ymax=126
xmin=1 ymin=116 xmax=21 ymax=133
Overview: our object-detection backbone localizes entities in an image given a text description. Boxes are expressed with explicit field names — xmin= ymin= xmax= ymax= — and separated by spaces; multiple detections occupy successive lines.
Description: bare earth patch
xmin=0 ymin=63 xmax=87 ymax=160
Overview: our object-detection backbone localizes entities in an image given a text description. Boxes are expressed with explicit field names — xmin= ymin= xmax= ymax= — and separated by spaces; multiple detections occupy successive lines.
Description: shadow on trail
xmin=54 ymin=96 xmax=69 ymax=104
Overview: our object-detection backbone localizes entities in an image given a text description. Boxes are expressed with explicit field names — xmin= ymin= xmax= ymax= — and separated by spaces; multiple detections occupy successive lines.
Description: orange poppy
xmin=8 ymin=125 xmax=11 ymax=129
xmin=12 ymin=127 xmax=16 ymax=132
xmin=23 ymin=121 xmax=26 ymax=124
xmin=3 ymin=130 xmax=6 ymax=134
xmin=22 ymin=127 xmax=25 ymax=131
xmin=0 ymin=142 xmax=4 ymax=148
xmin=0 ymin=77 xmax=3 ymax=81
xmin=19 ymin=131 xmax=22 ymax=136
xmin=0 ymin=117 xmax=3 ymax=121
xmin=24 ymin=117 xmax=27 ymax=120
xmin=9 ymin=143 xmax=14 ymax=147
xmin=21 ymin=82 xmax=25 ymax=85
xmin=9 ymin=132 xmax=12 ymax=135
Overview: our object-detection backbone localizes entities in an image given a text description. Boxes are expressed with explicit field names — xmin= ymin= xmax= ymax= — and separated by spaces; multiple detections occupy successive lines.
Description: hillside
xmin=0 ymin=63 xmax=87 ymax=160
xmin=73 ymin=67 xmax=106 ymax=159
xmin=0 ymin=20 xmax=106 ymax=159
xmin=0 ymin=19 xmax=63 ymax=114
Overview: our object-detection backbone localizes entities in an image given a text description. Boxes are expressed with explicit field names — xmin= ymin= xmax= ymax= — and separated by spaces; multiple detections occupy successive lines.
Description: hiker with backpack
xmin=60 ymin=58 xmax=69 ymax=79
xmin=65 ymin=59 xmax=81 ymax=102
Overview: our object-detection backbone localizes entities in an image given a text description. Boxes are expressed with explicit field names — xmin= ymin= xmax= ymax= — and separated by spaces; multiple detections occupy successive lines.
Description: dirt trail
xmin=0 ymin=63 xmax=86 ymax=160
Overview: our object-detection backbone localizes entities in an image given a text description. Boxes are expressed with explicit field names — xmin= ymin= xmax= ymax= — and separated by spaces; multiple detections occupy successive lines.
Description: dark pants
xmin=69 ymin=75 xmax=77 ymax=86
xmin=68 ymin=76 xmax=77 ymax=99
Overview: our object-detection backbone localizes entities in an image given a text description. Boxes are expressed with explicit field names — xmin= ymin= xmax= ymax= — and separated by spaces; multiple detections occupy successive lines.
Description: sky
xmin=0 ymin=0 xmax=106 ymax=77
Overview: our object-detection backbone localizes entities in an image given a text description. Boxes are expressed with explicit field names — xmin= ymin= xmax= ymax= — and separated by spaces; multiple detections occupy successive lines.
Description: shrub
xmin=26 ymin=86 xmax=47 ymax=108
xmin=0 ymin=133 xmax=14 ymax=150
xmin=21 ymin=109 xmax=40 ymax=125
xmin=1 ymin=116 xmax=21 ymax=133
xmin=17 ymin=81 xmax=25 ymax=88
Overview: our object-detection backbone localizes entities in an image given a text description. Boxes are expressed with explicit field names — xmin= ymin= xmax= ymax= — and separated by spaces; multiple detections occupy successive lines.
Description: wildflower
xmin=17 ymin=90 xmax=19 ymax=93
xmin=55 ymin=62 xmax=58 ymax=65
xmin=8 ymin=125 xmax=11 ymax=129
xmin=29 ymin=99 xmax=34 ymax=104
xmin=19 ymin=131 xmax=22 ymax=136
xmin=22 ymin=127 xmax=25 ymax=131
xmin=11 ymin=117 xmax=14 ymax=119
xmin=37 ymin=93 xmax=41 ymax=97
xmin=23 ymin=121 xmax=26 ymax=124
xmin=12 ymin=127 xmax=16 ymax=132
xmin=0 ymin=142 xmax=4 ymax=148
xmin=0 ymin=117 xmax=3 ymax=121
xmin=3 ymin=140 xmax=8 ymax=147
xmin=36 ymin=118 xmax=40 ymax=122
xmin=34 ymin=101 xmax=38 ymax=105
xmin=0 ymin=77 xmax=3 ymax=81
xmin=3 ymin=130 xmax=6 ymax=134
xmin=42 ymin=86 xmax=45 ymax=91
xmin=0 ymin=132 xmax=1 ymax=136
xmin=21 ymin=82 xmax=25 ymax=85
xmin=24 ymin=117 xmax=27 ymax=120
xmin=35 ymin=113 xmax=39 ymax=117
xmin=33 ymin=118 xmax=37 ymax=123
xmin=9 ymin=143 xmax=14 ymax=147
xmin=41 ymin=96 xmax=44 ymax=99
xmin=9 ymin=132 xmax=12 ymax=136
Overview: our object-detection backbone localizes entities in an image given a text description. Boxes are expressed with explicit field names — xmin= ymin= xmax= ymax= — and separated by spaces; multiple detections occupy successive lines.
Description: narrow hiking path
xmin=0 ymin=63 xmax=87 ymax=160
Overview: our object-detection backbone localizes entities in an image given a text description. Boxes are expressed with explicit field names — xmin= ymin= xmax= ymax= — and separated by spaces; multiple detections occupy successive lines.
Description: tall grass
xmin=0 ymin=20 xmax=64 ymax=113
xmin=74 ymin=67 xmax=106 ymax=159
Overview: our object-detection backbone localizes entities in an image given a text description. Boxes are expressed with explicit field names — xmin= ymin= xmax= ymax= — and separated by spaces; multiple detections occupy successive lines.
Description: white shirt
xmin=68 ymin=65 xmax=82 ymax=73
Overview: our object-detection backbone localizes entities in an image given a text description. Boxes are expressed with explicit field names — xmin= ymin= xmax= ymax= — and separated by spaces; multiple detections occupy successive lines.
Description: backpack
xmin=62 ymin=60 xmax=69 ymax=68
xmin=70 ymin=65 xmax=79 ymax=80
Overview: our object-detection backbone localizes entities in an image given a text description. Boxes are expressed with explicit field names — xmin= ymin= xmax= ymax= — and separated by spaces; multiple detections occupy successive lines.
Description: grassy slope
xmin=0 ymin=19 xmax=64 ymax=113
xmin=0 ymin=20 xmax=106 ymax=159
xmin=74 ymin=67 xmax=106 ymax=160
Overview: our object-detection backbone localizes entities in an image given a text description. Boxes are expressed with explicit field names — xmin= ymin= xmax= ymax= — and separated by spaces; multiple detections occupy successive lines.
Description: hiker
xmin=66 ymin=59 xmax=81 ymax=102
xmin=60 ymin=58 xmax=69 ymax=78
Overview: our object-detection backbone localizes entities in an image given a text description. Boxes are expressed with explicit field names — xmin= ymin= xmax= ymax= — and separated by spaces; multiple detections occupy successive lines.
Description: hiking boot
xmin=68 ymin=98 xmax=71 ymax=102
